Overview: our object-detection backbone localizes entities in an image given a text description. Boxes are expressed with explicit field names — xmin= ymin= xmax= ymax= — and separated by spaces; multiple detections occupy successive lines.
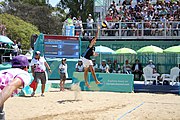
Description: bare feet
xmin=95 ymin=80 xmax=101 ymax=84
xmin=85 ymin=82 xmax=91 ymax=88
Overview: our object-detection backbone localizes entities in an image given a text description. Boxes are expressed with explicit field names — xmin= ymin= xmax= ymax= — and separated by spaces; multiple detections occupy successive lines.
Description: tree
xmin=3 ymin=1 xmax=66 ymax=35
xmin=0 ymin=13 xmax=40 ymax=50
xmin=6 ymin=0 xmax=47 ymax=6
xmin=58 ymin=0 xmax=94 ymax=22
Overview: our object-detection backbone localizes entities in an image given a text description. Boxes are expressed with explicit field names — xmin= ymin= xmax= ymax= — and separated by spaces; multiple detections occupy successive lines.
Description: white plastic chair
xmin=143 ymin=66 xmax=159 ymax=85
xmin=161 ymin=67 xmax=180 ymax=86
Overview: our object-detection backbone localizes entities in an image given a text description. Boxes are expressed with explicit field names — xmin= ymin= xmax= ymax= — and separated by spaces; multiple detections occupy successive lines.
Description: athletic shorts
xmin=81 ymin=57 xmax=93 ymax=68
xmin=34 ymin=72 xmax=46 ymax=84
xmin=60 ymin=73 xmax=66 ymax=81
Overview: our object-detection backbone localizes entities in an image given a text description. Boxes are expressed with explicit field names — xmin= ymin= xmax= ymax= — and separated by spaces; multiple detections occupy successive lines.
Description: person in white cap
xmin=30 ymin=51 xmax=51 ymax=97
xmin=58 ymin=58 xmax=68 ymax=91
xmin=99 ymin=60 xmax=110 ymax=73
xmin=86 ymin=14 xmax=94 ymax=36
xmin=146 ymin=60 xmax=157 ymax=73
xmin=75 ymin=59 xmax=84 ymax=72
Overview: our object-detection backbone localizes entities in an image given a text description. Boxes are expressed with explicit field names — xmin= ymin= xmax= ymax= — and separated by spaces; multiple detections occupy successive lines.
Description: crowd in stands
xmin=64 ymin=0 xmax=180 ymax=37
xmin=102 ymin=0 xmax=180 ymax=36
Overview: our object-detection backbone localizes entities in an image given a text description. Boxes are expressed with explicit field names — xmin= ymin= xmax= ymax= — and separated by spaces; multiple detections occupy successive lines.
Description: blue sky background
xmin=0 ymin=0 xmax=59 ymax=7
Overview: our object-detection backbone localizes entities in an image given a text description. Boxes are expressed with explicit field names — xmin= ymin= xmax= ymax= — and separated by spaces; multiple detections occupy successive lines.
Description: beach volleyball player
xmin=81 ymin=25 xmax=101 ymax=88
xmin=0 ymin=55 xmax=31 ymax=120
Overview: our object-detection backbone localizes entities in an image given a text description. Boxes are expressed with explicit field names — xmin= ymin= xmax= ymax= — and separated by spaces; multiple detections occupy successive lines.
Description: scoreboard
xmin=44 ymin=35 xmax=80 ymax=58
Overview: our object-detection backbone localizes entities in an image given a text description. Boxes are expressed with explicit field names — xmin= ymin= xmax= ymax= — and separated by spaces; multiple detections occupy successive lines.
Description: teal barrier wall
xmin=46 ymin=58 xmax=78 ymax=79
xmin=72 ymin=72 xmax=134 ymax=92
xmin=0 ymin=63 xmax=12 ymax=70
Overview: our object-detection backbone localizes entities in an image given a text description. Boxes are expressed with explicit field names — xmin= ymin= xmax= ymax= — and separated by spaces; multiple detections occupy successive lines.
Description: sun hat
xmin=12 ymin=55 xmax=29 ymax=68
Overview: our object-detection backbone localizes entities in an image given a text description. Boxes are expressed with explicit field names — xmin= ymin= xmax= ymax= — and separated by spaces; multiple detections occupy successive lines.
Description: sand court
xmin=4 ymin=88 xmax=180 ymax=120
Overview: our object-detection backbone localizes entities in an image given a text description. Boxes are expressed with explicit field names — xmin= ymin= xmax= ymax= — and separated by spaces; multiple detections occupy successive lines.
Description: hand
xmin=94 ymin=52 xmax=99 ymax=57
xmin=49 ymin=69 xmax=52 ymax=73
xmin=97 ymin=25 xmax=100 ymax=30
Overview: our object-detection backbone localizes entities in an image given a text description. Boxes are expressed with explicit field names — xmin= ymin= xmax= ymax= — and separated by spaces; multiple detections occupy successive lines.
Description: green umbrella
xmin=137 ymin=45 xmax=163 ymax=53
xmin=164 ymin=45 xmax=180 ymax=65
xmin=115 ymin=48 xmax=136 ymax=63
xmin=115 ymin=47 xmax=137 ymax=54
xmin=163 ymin=45 xmax=180 ymax=53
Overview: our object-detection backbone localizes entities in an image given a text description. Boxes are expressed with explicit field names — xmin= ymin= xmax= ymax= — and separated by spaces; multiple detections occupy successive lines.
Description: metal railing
xmin=63 ymin=20 xmax=180 ymax=40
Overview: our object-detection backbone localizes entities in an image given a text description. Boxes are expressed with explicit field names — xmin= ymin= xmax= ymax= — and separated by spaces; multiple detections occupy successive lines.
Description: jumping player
xmin=0 ymin=55 xmax=31 ymax=120
xmin=81 ymin=25 xmax=101 ymax=88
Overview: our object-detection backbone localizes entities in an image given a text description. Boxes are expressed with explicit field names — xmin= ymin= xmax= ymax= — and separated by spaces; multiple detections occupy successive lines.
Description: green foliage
xmin=6 ymin=2 xmax=66 ymax=35
xmin=0 ymin=13 xmax=40 ymax=50
xmin=7 ymin=0 xmax=47 ymax=6
xmin=58 ymin=0 xmax=94 ymax=21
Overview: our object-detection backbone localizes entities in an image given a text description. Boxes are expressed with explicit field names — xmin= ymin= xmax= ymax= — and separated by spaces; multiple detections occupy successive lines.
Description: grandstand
xmin=81 ymin=0 xmax=180 ymax=74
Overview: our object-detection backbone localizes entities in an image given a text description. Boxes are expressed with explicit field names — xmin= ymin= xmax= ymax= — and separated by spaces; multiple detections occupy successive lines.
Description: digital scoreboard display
xmin=44 ymin=35 xmax=80 ymax=58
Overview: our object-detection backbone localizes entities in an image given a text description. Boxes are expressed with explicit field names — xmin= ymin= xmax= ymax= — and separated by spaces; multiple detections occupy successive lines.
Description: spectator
xmin=99 ymin=60 xmax=110 ymax=73
xmin=111 ymin=60 xmax=121 ymax=73
xmin=17 ymin=41 xmax=22 ymax=55
xmin=123 ymin=60 xmax=132 ymax=74
xmin=92 ymin=59 xmax=98 ymax=72
xmin=12 ymin=40 xmax=19 ymax=56
xmin=65 ymin=14 xmax=73 ymax=26
xmin=146 ymin=60 xmax=157 ymax=73
xmin=75 ymin=16 xmax=83 ymax=36
xmin=30 ymin=51 xmax=51 ymax=97
xmin=172 ymin=18 xmax=179 ymax=36
xmin=75 ymin=59 xmax=84 ymax=72
xmin=107 ymin=59 xmax=113 ymax=73
xmin=86 ymin=14 xmax=94 ymax=36
xmin=132 ymin=59 xmax=143 ymax=80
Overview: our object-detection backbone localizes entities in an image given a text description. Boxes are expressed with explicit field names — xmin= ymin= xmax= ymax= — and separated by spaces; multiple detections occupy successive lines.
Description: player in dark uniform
xmin=81 ymin=26 xmax=101 ymax=88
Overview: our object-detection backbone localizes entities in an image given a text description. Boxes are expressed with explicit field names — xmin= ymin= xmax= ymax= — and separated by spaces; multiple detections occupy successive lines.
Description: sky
xmin=0 ymin=0 xmax=59 ymax=7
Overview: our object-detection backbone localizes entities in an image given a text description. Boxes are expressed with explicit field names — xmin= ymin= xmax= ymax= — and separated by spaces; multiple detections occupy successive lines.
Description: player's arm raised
xmin=89 ymin=25 xmax=100 ymax=47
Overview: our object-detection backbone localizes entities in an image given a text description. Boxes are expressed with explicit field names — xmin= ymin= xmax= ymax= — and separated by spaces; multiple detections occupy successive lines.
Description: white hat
xmin=78 ymin=59 xmax=82 ymax=62
xmin=149 ymin=60 xmax=153 ymax=62
xmin=88 ymin=14 xmax=92 ymax=17
xmin=35 ymin=51 xmax=41 ymax=55
xmin=62 ymin=58 xmax=66 ymax=61
xmin=73 ymin=17 xmax=76 ymax=20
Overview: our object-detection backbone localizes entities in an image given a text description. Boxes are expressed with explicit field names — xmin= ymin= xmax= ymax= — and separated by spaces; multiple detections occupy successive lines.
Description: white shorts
xmin=81 ymin=57 xmax=93 ymax=68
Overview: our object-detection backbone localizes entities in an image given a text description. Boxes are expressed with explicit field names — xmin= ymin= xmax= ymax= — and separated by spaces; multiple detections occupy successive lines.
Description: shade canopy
xmin=95 ymin=45 xmax=115 ymax=54
xmin=163 ymin=45 xmax=180 ymax=53
xmin=0 ymin=35 xmax=14 ymax=44
xmin=115 ymin=47 xmax=137 ymax=54
xmin=137 ymin=45 xmax=163 ymax=54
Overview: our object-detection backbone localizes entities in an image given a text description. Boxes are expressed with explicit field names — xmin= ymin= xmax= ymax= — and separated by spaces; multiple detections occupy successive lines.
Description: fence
xmin=63 ymin=20 xmax=180 ymax=40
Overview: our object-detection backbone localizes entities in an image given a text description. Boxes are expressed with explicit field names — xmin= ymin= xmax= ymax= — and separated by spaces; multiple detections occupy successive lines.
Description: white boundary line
xmin=117 ymin=102 xmax=145 ymax=120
